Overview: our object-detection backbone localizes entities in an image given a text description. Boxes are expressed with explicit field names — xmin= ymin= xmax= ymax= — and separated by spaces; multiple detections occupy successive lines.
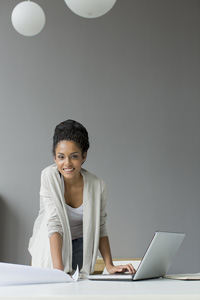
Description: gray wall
xmin=0 ymin=0 xmax=199 ymax=274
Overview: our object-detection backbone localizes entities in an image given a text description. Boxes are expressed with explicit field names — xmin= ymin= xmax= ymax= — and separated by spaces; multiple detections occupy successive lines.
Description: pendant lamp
xmin=64 ymin=0 xmax=117 ymax=18
xmin=11 ymin=0 xmax=45 ymax=36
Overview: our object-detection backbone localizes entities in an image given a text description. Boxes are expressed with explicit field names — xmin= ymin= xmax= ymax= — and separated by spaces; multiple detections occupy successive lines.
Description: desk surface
xmin=0 ymin=278 xmax=200 ymax=300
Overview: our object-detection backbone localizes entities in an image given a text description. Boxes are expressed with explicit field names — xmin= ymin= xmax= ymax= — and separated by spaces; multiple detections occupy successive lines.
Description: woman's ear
xmin=82 ymin=152 xmax=87 ymax=164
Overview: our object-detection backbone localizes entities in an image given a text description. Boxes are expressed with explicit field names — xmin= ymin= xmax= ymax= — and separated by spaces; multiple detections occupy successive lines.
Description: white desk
xmin=0 ymin=278 xmax=200 ymax=300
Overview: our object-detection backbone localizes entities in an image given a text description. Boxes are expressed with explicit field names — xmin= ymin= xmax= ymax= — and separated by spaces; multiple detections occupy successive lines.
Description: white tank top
xmin=66 ymin=203 xmax=83 ymax=240
xmin=61 ymin=175 xmax=83 ymax=240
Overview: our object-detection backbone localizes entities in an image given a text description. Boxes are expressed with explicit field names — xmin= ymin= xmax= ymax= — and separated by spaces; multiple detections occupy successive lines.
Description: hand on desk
xmin=106 ymin=264 xmax=136 ymax=274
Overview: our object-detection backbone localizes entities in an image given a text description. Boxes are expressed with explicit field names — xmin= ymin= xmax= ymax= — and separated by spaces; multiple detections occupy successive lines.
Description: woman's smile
xmin=63 ymin=167 xmax=75 ymax=174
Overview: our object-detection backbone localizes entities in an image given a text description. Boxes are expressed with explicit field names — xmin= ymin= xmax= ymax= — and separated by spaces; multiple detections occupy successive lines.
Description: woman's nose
xmin=64 ymin=157 xmax=71 ymax=166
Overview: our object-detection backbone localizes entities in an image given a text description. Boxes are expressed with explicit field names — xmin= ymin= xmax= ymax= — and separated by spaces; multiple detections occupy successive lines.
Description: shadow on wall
xmin=0 ymin=195 xmax=19 ymax=263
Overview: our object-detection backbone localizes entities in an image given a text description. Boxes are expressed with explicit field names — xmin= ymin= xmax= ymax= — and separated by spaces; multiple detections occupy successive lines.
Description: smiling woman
xmin=28 ymin=119 xmax=135 ymax=278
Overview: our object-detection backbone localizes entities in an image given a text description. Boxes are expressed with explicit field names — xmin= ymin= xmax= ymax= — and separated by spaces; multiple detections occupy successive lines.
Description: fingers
xmin=117 ymin=264 xmax=136 ymax=274
xmin=128 ymin=263 xmax=136 ymax=274
xmin=125 ymin=263 xmax=135 ymax=274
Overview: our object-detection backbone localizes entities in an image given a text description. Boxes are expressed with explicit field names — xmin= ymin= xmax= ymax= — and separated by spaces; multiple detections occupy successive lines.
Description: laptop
xmin=88 ymin=231 xmax=185 ymax=281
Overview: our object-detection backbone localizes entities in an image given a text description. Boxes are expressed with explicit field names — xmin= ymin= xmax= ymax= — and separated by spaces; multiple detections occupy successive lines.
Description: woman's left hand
xmin=106 ymin=264 xmax=136 ymax=274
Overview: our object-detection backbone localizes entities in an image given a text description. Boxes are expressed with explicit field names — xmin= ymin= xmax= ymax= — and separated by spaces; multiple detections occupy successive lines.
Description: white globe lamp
xmin=64 ymin=0 xmax=117 ymax=18
xmin=11 ymin=1 xmax=45 ymax=36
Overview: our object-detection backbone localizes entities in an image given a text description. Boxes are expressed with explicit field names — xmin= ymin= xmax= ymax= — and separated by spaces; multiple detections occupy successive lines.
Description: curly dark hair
xmin=52 ymin=119 xmax=90 ymax=156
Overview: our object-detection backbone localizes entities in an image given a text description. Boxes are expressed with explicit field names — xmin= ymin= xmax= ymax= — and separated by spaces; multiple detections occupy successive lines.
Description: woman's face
xmin=54 ymin=140 xmax=86 ymax=181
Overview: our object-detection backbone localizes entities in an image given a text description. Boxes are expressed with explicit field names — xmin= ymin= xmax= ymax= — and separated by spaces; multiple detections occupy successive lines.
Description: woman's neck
xmin=64 ymin=173 xmax=83 ymax=189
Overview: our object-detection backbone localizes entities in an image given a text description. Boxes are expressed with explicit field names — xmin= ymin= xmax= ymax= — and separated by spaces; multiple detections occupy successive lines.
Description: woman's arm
xmin=49 ymin=232 xmax=63 ymax=271
xmin=99 ymin=236 xmax=136 ymax=274
xmin=99 ymin=236 xmax=113 ymax=271
xmin=40 ymin=170 xmax=64 ymax=270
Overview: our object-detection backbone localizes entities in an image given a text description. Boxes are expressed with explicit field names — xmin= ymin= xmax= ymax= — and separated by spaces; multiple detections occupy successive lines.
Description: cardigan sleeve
xmin=100 ymin=180 xmax=108 ymax=237
xmin=40 ymin=170 xmax=63 ymax=238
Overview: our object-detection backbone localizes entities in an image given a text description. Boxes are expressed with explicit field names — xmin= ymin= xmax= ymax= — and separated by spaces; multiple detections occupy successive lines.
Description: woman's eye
xmin=71 ymin=155 xmax=78 ymax=159
xmin=58 ymin=156 xmax=64 ymax=159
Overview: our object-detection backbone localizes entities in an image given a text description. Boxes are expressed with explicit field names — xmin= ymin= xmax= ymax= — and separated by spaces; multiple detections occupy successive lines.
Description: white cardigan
xmin=28 ymin=164 xmax=108 ymax=278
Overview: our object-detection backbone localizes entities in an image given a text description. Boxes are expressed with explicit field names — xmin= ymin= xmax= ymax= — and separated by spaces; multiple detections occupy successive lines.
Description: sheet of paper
xmin=72 ymin=265 xmax=79 ymax=281
xmin=0 ymin=262 xmax=79 ymax=286
xmin=164 ymin=273 xmax=200 ymax=280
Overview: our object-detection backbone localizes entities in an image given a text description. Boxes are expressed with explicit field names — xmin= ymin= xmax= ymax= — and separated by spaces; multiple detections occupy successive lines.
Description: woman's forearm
xmin=99 ymin=236 xmax=114 ymax=269
xmin=49 ymin=232 xmax=63 ymax=271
